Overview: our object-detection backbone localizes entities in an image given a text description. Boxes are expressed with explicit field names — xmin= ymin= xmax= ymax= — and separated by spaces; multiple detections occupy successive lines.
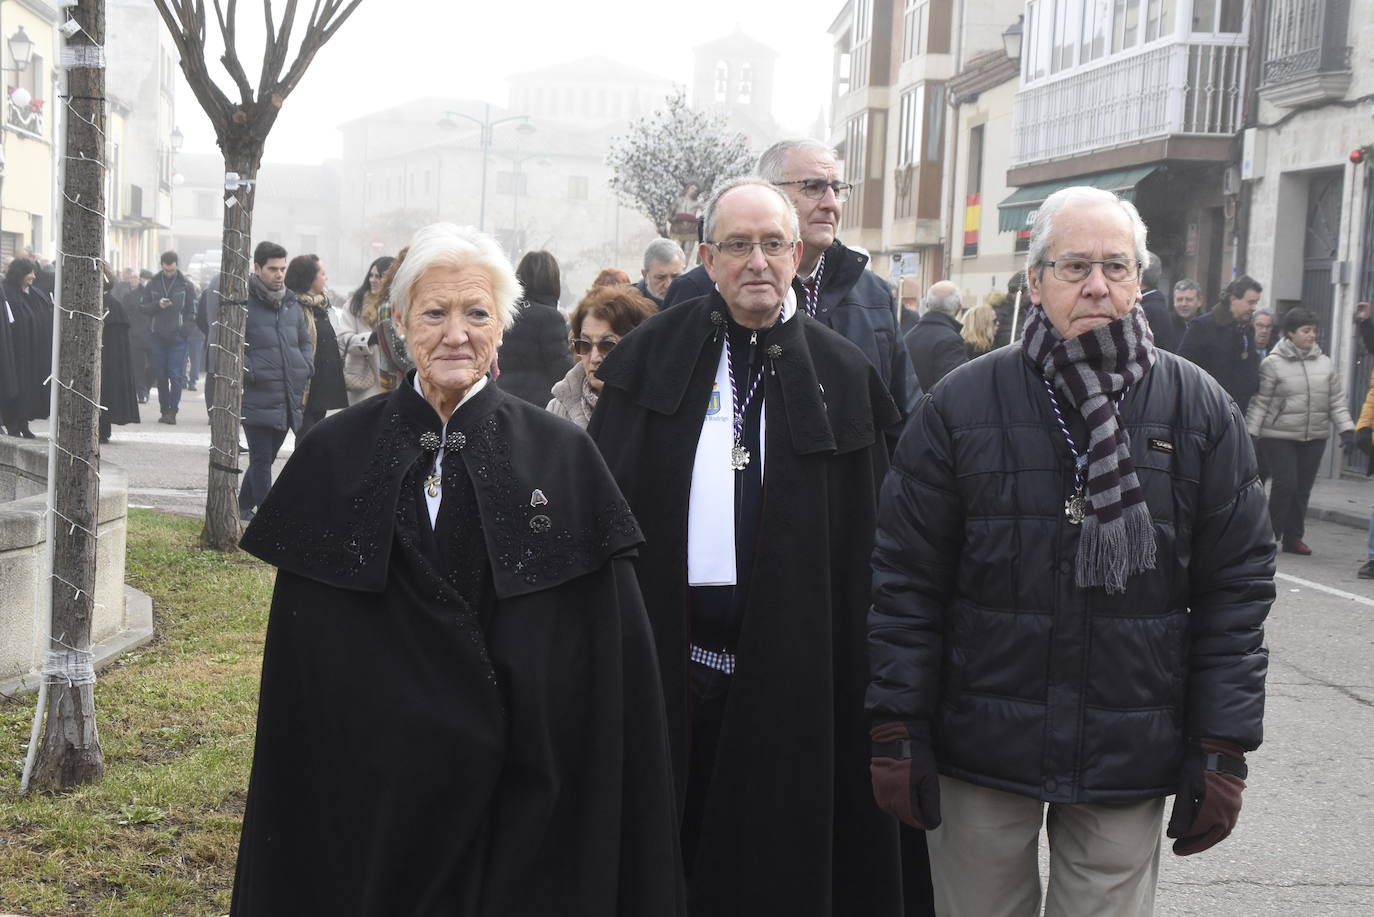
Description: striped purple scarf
xmin=1022 ymin=304 xmax=1158 ymax=593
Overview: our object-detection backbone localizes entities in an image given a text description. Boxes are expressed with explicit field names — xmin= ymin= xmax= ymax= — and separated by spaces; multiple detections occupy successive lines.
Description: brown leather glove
xmin=1166 ymin=738 xmax=1248 ymax=856
xmin=869 ymin=720 xmax=941 ymax=830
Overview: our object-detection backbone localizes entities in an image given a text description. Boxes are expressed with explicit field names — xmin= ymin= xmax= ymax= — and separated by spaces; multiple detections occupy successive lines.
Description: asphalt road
xmin=32 ymin=399 xmax=1374 ymax=912
xmin=34 ymin=384 xmax=295 ymax=519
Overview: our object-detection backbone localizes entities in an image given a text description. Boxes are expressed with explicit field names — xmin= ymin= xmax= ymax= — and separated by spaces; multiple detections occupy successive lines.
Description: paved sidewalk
xmin=1308 ymin=473 xmax=1372 ymax=532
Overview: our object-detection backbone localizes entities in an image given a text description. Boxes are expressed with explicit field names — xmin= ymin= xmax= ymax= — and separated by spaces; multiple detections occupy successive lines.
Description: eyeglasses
xmin=1043 ymin=258 xmax=1141 ymax=284
xmin=572 ymin=337 xmax=618 ymax=356
xmin=776 ymin=178 xmax=853 ymax=202
xmin=707 ymin=239 xmax=798 ymax=258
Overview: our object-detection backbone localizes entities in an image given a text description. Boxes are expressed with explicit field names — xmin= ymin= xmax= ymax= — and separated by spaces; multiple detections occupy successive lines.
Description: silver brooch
xmin=446 ymin=431 xmax=466 ymax=450
xmin=419 ymin=431 xmax=441 ymax=452
xmin=529 ymin=514 xmax=551 ymax=533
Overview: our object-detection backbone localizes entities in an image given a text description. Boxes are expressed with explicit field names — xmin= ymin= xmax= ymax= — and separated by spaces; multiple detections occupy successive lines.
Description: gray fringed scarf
xmin=1021 ymin=304 xmax=1158 ymax=593
xmin=249 ymin=273 xmax=286 ymax=306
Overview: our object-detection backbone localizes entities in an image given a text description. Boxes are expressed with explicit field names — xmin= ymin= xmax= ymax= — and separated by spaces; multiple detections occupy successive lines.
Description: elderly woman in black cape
xmin=232 ymin=223 xmax=684 ymax=917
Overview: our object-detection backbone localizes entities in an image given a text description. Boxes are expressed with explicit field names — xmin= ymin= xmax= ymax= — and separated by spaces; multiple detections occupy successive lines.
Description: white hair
xmin=1025 ymin=186 xmax=1149 ymax=280
xmin=702 ymin=176 xmax=800 ymax=242
xmin=388 ymin=223 xmax=523 ymax=330
xmin=923 ymin=282 xmax=962 ymax=316
xmin=757 ymin=139 xmax=838 ymax=184
xmin=642 ymin=237 xmax=685 ymax=271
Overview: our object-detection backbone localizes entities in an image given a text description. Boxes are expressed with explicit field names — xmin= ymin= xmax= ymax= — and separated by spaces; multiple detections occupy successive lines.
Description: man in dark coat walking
xmin=238 ymin=240 xmax=313 ymax=521
xmin=140 ymin=251 xmax=198 ymax=424
xmin=904 ymin=281 xmax=967 ymax=391
xmin=633 ymin=237 xmax=685 ymax=308
xmin=868 ymin=186 xmax=1274 ymax=916
xmin=590 ymin=178 xmax=904 ymax=917
xmin=1179 ymin=275 xmax=1264 ymax=413
xmin=662 ymin=139 xmax=920 ymax=423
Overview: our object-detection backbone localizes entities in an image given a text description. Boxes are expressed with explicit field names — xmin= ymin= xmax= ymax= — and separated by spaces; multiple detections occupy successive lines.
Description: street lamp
xmin=170 ymin=126 xmax=184 ymax=152
xmin=1002 ymin=14 xmax=1024 ymax=61
xmin=438 ymin=103 xmax=534 ymax=231
xmin=3 ymin=26 xmax=34 ymax=72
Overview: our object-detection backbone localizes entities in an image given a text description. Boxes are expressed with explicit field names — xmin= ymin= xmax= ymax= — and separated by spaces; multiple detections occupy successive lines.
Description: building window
xmin=1193 ymin=0 xmax=1244 ymax=33
xmin=568 ymin=176 xmax=589 ymax=200
xmin=130 ymin=185 xmax=144 ymax=218
xmin=424 ymin=171 xmax=431 ymax=194
xmin=1112 ymin=0 xmax=1141 ymax=52
xmin=715 ymin=61 xmax=729 ymax=102
xmin=897 ymin=86 xmax=923 ymax=167
xmin=738 ymin=64 xmax=753 ymax=104
xmin=1052 ymin=0 xmax=1081 ymax=74
xmin=1145 ymin=0 xmax=1175 ymax=41
xmin=30 ymin=215 xmax=42 ymax=254
xmin=924 ymin=84 xmax=945 ymax=162
xmin=903 ymin=0 xmax=929 ymax=62
xmin=842 ymin=112 xmax=867 ymax=230
xmin=1080 ymin=0 xmax=1111 ymax=63
xmin=851 ymin=0 xmax=873 ymax=92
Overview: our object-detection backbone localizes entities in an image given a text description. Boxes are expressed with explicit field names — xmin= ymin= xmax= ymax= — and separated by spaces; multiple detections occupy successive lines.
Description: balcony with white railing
xmin=1011 ymin=38 xmax=1246 ymax=168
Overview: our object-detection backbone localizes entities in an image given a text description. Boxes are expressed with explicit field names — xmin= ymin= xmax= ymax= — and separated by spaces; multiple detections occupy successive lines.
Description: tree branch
xmin=211 ymin=0 xmax=255 ymax=105
xmin=153 ymin=0 xmax=233 ymax=125
xmin=276 ymin=0 xmax=365 ymax=99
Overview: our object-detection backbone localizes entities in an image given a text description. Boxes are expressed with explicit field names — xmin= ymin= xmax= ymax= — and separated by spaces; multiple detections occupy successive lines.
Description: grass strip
xmin=1 ymin=509 xmax=273 ymax=917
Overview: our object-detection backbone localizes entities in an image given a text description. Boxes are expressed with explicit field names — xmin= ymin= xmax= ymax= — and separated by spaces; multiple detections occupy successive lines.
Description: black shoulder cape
xmin=588 ymin=293 xmax=904 ymax=917
xmin=233 ymin=379 xmax=685 ymax=916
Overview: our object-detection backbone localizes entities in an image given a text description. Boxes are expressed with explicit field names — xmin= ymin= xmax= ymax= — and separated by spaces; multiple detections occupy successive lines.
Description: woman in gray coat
xmin=239 ymin=241 xmax=313 ymax=522
xmin=1246 ymin=307 xmax=1354 ymax=554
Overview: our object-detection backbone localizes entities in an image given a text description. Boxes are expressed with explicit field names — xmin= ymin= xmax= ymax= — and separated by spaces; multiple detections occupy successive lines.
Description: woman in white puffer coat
xmin=1246 ymin=306 xmax=1354 ymax=555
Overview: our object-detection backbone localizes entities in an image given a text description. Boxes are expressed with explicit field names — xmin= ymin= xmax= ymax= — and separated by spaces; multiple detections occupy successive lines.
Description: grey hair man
xmin=633 ymin=238 xmax=684 ymax=307
xmin=1173 ymin=279 xmax=1202 ymax=320
xmin=903 ymin=280 xmax=967 ymax=391
xmin=589 ymin=176 xmax=905 ymax=917
xmin=661 ymin=139 xmax=921 ymax=433
xmin=869 ymin=184 xmax=1273 ymax=916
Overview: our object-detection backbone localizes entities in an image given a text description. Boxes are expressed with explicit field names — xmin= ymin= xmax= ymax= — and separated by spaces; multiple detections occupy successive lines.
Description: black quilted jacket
xmin=867 ymin=346 xmax=1275 ymax=804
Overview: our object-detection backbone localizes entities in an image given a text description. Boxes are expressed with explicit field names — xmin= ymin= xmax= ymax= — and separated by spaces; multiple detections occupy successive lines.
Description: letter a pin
xmin=530 ymin=489 xmax=548 ymax=507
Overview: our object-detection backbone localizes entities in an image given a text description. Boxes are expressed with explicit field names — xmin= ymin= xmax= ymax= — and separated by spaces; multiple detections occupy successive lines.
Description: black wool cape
xmin=588 ymin=293 xmax=904 ymax=917
xmin=233 ymin=379 xmax=685 ymax=917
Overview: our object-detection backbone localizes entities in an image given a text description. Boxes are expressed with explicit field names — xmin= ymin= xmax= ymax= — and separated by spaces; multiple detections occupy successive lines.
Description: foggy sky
xmin=172 ymin=1 xmax=839 ymax=165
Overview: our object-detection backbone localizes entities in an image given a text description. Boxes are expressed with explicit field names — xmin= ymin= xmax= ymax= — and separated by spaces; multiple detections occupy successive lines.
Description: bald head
xmin=924 ymin=281 xmax=962 ymax=316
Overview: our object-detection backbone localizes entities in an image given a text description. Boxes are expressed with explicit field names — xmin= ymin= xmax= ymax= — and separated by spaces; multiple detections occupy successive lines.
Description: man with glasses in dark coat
xmin=868 ymin=186 xmax=1274 ymax=916
xmin=591 ymin=177 xmax=903 ymax=917
xmin=663 ymin=140 xmax=920 ymax=428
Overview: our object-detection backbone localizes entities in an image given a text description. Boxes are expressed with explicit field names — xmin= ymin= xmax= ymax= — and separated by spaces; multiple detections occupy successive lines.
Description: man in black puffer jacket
xmin=867 ymin=187 xmax=1274 ymax=917
xmin=239 ymin=241 xmax=313 ymax=522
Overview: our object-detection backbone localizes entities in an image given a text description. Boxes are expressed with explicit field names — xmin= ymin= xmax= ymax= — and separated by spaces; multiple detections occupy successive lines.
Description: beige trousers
xmin=925 ymin=776 xmax=1165 ymax=917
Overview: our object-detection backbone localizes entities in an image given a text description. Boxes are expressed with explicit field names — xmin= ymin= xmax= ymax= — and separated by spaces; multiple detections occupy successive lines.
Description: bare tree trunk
xmin=31 ymin=0 xmax=106 ymax=791
xmin=200 ymin=152 xmax=259 ymax=549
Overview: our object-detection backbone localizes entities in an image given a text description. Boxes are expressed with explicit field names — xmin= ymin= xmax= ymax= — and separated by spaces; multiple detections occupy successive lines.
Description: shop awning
xmin=997 ymin=166 xmax=1159 ymax=233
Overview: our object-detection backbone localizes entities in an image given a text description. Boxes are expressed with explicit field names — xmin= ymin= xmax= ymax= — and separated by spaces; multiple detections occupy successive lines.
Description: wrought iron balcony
xmin=6 ymin=94 xmax=44 ymax=137
xmin=1011 ymin=39 xmax=1245 ymax=167
xmin=1259 ymin=0 xmax=1351 ymax=108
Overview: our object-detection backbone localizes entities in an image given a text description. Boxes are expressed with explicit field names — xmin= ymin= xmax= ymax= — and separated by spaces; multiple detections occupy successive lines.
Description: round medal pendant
xmin=1064 ymin=491 xmax=1087 ymax=525
xmin=730 ymin=444 xmax=751 ymax=472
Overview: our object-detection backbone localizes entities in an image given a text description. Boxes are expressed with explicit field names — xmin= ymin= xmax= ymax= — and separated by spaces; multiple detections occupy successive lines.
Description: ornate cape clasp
xmin=710 ymin=310 xmax=727 ymax=342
